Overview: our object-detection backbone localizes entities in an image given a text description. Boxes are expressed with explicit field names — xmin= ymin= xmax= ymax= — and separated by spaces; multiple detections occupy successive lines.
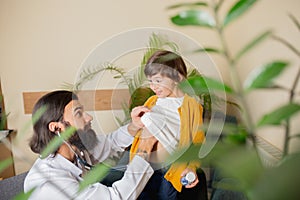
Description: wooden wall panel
xmin=23 ymin=89 xmax=130 ymax=114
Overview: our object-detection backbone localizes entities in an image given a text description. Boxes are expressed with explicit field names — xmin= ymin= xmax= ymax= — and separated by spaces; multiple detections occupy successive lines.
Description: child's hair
xmin=144 ymin=50 xmax=187 ymax=82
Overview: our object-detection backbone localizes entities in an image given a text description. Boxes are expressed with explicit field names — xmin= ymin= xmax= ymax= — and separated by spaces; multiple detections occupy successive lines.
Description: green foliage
xmin=0 ymin=158 xmax=13 ymax=174
xmin=137 ymin=33 xmax=179 ymax=91
xmin=194 ymin=47 xmax=222 ymax=54
xmin=224 ymin=131 xmax=248 ymax=144
xmin=168 ymin=0 xmax=299 ymax=146
xmin=167 ymin=141 xmax=300 ymax=199
xmin=0 ymin=112 xmax=7 ymax=130
xmin=179 ymin=75 xmax=234 ymax=94
xmin=249 ymin=152 xmax=300 ymax=199
xmin=167 ymin=0 xmax=300 ymax=199
xmin=13 ymin=189 xmax=34 ymax=200
xmin=166 ymin=2 xmax=208 ymax=10
xmin=78 ymin=163 xmax=110 ymax=192
xmin=0 ymin=95 xmax=8 ymax=130
xmin=257 ymin=103 xmax=300 ymax=127
xmin=141 ymin=33 xmax=179 ymax=67
xmin=214 ymin=146 xmax=263 ymax=191
xmin=68 ymin=33 xmax=180 ymax=126
xmin=244 ymin=61 xmax=289 ymax=91
xmin=171 ymin=10 xmax=216 ymax=28
xmin=3 ymin=2 xmax=299 ymax=200
xmin=40 ymin=127 xmax=76 ymax=159
xmin=73 ymin=63 xmax=130 ymax=92
xmin=129 ymin=87 xmax=155 ymax=111
xmin=17 ymin=106 xmax=47 ymax=141
xmin=235 ymin=30 xmax=272 ymax=61
xmin=223 ymin=0 xmax=257 ymax=27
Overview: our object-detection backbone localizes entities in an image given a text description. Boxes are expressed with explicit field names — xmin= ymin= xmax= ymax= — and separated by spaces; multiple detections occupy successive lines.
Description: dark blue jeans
xmin=137 ymin=169 xmax=177 ymax=200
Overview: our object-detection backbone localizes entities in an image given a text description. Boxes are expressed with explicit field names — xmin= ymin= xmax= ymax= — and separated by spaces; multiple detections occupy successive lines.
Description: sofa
xmin=0 ymin=171 xmax=28 ymax=200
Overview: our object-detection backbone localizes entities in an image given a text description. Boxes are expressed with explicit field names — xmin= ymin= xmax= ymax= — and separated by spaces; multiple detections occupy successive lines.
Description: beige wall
xmin=0 ymin=0 xmax=299 ymax=174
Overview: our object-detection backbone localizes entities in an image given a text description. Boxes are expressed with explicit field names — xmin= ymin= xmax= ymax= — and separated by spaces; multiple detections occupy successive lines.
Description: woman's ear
xmin=48 ymin=122 xmax=60 ymax=133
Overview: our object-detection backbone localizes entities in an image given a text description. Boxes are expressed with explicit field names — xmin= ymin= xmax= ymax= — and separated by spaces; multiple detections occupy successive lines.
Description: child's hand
xmin=180 ymin=168 xmax=199 ymax=188
xmin=131 ymin=106 xmax=150 ymax=129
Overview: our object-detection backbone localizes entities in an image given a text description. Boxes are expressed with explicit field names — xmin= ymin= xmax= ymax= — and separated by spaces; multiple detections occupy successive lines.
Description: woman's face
xmin=147 ymin=74 xmax=178 ymax=98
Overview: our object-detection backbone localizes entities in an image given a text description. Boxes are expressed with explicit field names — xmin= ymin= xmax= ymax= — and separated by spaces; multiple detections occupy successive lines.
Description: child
xmin=130 ymin=50 xmax=205 ymax=199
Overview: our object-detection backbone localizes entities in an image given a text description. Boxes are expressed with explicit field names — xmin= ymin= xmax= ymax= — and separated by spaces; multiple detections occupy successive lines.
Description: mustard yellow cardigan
xmin=130 ymin=94 xmax=205 ymax=192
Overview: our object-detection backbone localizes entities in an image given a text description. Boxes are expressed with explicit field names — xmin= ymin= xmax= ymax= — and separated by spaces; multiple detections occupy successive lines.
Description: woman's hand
xmin=181 ymin=168 xmax=199 ymax=188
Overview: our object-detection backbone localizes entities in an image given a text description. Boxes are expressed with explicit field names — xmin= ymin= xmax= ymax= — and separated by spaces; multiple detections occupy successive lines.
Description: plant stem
xmin=273 ymin=28 xmax=300 ymax=157
xmin=272 ymin=35 xmax=300 ymax=57
xmin=283 ymin=67 xmax=300 ymax=156
xmin=212 ymin=2 xmax=256 ymax=145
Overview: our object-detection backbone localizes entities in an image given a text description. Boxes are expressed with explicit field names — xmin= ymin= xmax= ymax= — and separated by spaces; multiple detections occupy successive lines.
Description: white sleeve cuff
xmin=141 ymin=112 xmax=152 ymax=127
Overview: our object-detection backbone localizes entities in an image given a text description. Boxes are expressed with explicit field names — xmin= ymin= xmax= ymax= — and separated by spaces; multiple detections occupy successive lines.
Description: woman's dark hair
xmin=144 ymin=50 xmax=188 ymax=82
xmin=29 ymin=90 xmax=78 ymax=154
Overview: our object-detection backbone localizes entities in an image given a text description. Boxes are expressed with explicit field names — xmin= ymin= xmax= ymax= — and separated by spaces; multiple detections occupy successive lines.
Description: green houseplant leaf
xmin=129 ymin=87 xmax=155 ymax=112
xmin=166 ymin=2 xmax=208 ymax=10
xmin=223 ymin=0 xmax=257 ymax=27
xmin=194 ymin=47 xmax=223 ymax=54
xmin=166 ymin=144 xmax=202 ymax=165
xmin=18 ymin=105 xmax=47 ymax=141
xmin=40 ymin=127 xmax=76 ymax=159
xmin=215 ymin=147 xmax=263 ymax=191
xmin=0 ymin=158 xmax=13 ymax=174
xmin=171 ymin=10 xmax=216 ymax=28
xmin=257 ymin=103 xmax=300 ymax=127
xmin=235 ymin=30 xmax=272 ymax=61
xmin=79 ymin=163 xmax=110 ymax=192
xmin=244 ymin=61 xmax=289 ymax=91
xmin=249 ymin=152 xmax=300 ymax=200
xmin=179 ymin=75 xmax=234 ymax=95
xmin=13 ymin=188 xmax=35 ymax=200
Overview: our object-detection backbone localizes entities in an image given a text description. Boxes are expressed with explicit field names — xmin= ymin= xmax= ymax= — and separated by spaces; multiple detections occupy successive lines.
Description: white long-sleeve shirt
xmin=141 ymin=97 xmax=184 ymax=154
xmin=24 ymin=125 xmax=154 ymax=200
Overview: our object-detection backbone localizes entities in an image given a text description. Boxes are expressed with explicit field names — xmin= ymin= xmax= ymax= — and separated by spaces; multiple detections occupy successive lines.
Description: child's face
xmin=147 ymin=74 xmax=178 ymax=98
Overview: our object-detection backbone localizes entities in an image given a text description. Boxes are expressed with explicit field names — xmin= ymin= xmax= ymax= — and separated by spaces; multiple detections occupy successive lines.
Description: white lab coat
xmin=24 ymin=125 xmax=154 ymax=200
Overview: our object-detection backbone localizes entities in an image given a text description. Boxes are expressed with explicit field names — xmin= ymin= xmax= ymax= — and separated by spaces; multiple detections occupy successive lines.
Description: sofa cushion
xmin=0 ymin=171 xmax=28 ymax=200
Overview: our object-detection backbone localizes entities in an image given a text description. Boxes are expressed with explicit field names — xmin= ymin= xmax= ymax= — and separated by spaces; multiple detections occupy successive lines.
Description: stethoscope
xmin=57 ymin=131 xmax=94 ymax=171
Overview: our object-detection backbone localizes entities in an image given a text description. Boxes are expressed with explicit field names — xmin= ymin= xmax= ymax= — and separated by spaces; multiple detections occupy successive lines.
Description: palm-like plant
xmin=69 ymin=33 xmax=180 ymax=125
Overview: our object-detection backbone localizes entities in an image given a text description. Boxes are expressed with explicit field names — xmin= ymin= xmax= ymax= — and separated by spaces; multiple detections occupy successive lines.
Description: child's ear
xmin=178 ymin=74 xmax=184 ymax=82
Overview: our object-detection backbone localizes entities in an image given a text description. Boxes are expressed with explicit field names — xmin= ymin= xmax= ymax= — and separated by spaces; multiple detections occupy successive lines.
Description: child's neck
xmin=168 ymin=89 xmax=185 ymax=98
